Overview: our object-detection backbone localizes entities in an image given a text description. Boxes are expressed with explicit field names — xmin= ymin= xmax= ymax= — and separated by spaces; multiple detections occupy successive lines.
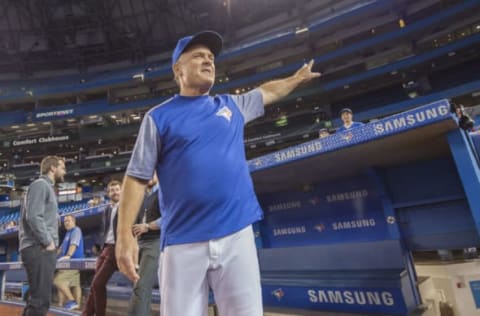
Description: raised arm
xmin=258 ymin=59 xmax=321 ymax=106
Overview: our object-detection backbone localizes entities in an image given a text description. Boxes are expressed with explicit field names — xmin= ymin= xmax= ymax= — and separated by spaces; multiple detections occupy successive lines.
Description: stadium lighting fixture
xmin=295 ymin=27 xmax=308 ymax=35
xmin=133 ymin=73 xmax=144 ymax=81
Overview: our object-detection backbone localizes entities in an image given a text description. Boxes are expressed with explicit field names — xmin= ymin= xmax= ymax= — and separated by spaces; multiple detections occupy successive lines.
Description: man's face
xmin=341 ymin=112 xmax=353 ymax=125
xmin=63 ymin=216 xmax=75 ymax=231
xmin=319 ymin=131 xmax=329 ymax=138
xmin=53 ymin=160 xmax=66 ymax=183
xmin=174 ymin=44 xmax=215 ymax=92
xmin=108 ymin=184 xmax=121 ymax=203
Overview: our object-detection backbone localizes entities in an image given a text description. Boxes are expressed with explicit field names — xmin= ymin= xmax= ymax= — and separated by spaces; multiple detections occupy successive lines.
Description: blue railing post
xmin=447 ymin=129 xmax=480 ymax=237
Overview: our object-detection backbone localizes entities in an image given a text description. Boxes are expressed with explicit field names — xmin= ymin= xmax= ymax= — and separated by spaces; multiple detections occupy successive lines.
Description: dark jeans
xmin=21 ymin=244 xmax=57 ymax=316
xmin=82 ymin=244 xmax=117 ymax=316
xmin=127 ymin=238 xmax=160 ymax=316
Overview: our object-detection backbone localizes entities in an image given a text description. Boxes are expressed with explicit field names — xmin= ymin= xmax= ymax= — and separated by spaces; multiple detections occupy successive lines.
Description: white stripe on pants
xmin=159 ymin=225 xmax=263 ymax=316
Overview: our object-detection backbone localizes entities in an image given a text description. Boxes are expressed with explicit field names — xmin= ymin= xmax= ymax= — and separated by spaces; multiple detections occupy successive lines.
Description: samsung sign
xmin=248 ymin=100 xmax=452 ymax=172
xmin=263 ymin=285 xmax=409 ymax=315
xmin=12 ymin=135 xmax=70 ymax=147
xmin=373 ymin=102 xmax=449 ymax=135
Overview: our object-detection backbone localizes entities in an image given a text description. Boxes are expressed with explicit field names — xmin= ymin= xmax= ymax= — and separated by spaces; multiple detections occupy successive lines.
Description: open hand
xmin=116 ymin=235 xmax=140 ymax=282
xmin=294 ymin=59 xmax=321 ymax=84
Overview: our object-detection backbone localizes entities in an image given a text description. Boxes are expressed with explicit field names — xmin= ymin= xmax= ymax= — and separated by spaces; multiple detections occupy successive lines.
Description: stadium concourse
xmin=1 ymin=0 xmax=480 ymax=315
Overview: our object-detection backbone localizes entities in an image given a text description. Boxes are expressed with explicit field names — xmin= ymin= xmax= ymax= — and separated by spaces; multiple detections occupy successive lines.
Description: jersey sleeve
xmin=126 ymin=114 xmax=162 ymax=180
xmin=230 ymin=89 xmax=265 ymax=124
xmin=69 ymin=227 xmax=83 ymax=247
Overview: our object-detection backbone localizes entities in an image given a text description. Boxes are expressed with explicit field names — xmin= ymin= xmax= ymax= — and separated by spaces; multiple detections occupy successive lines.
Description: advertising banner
xmin=263 ymin=284 xmax=407 ymax=315
xmin=258 ymin=176 xmax=392 ymax=247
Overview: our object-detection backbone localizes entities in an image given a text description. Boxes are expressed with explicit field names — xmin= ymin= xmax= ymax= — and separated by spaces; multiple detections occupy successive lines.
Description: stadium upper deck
xmin=0 ymin=0 xmax=479 ymax=185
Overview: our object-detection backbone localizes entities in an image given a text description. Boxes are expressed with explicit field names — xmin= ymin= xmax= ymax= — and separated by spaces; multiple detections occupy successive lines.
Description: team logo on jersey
xmin=216 ymin=106 xmax=232 ymax=122
xmin=341 ymin=132 xmax=353 ymax=142
xmin=271 ymin=288 xmax=285 ymax=301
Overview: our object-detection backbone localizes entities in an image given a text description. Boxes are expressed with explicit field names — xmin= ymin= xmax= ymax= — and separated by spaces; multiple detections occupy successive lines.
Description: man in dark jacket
xmin=19 ymin=155 xmax=66 ymax=316
xmin=82 ymin=180 xmax=121 ymax=316
xmin=127 ymin=174 xmax=161 ymax=316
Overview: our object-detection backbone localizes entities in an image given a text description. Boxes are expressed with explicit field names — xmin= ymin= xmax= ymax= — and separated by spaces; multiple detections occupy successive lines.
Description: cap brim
xmin=183 ymin=31 xmax=223 ymax=57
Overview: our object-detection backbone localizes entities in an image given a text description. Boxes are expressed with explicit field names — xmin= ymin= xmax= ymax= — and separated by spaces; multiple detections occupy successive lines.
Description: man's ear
xmin=173 ymin=63 xmax=182 ymax=80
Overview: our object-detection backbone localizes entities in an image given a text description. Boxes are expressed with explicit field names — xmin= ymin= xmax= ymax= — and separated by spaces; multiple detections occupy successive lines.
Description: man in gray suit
xmin=19 ymin=155 xmax=66 ymax=316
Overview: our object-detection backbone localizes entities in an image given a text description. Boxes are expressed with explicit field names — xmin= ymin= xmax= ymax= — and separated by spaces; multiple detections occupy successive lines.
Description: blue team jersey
xmin=337 ymin=121 xmax=364 ymax=132
xmin=60 ymin=226 xmax=84 ymax=259
xmin=126 ymin=89 xmax=265 ymax=249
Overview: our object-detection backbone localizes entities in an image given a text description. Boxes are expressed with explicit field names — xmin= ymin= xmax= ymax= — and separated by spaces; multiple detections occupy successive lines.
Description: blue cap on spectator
xmin=339 ymin=108 xmax=353 ymax=115
xmin=172 ymin=31 xmax=223 ymax=67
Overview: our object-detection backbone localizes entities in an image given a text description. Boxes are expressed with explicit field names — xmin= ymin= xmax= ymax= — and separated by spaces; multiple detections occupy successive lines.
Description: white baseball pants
xmin=158 ymin=224 xmax=263 ymax=316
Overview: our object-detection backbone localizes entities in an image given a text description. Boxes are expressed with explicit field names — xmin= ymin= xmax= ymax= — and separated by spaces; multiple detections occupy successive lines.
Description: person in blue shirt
xmin=337 ymin=108 xmax=364 ymax=132
xmin=115 ymin=30 xmax=320 ymax=316
xmin=54 ymin=214 xmax=84 ymax=310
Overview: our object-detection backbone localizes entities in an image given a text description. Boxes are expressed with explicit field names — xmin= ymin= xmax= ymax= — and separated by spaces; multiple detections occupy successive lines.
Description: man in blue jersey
xmin=54 ymin=214 xmax=84 ymax=310
xmin=115 ymin=30 xmax=320 ymax=316
xmin=337 ymin=108 xmax=364 ymax=132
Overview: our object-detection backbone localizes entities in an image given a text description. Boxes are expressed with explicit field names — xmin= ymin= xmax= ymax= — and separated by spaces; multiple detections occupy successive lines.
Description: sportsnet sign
xmin=33 ymin=108 xmax=75 ymax=121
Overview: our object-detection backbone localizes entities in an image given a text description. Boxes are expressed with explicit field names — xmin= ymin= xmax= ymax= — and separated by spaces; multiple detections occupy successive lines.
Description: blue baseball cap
xmin=172 ymin=31 xmax=223 ymax=67
xmin=339 ymin=108 xmax=353 ymax=115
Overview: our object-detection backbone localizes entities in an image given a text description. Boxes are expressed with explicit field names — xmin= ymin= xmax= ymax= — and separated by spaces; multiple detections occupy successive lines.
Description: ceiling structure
xmin=0 ymin=0 xmax=307 ymax=76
